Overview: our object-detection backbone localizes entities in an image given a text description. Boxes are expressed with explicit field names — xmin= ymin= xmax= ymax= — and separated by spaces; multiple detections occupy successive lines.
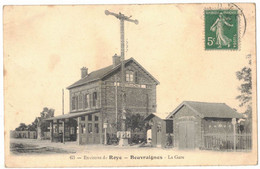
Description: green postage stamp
xmin=205 ymin=10 xmax=238 ymax=50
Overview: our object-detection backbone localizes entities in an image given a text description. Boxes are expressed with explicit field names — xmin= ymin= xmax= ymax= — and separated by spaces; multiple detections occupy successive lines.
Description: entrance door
xmin=86 ymin=123 xmax=94 ymax=144
xmin=86 ymin=114 xmax=100 ymax=144
xmin=178 ymin=121 xmax=195 ymax=149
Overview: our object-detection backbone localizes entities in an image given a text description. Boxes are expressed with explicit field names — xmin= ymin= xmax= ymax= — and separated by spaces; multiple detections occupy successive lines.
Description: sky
xmin=3 ymin=4 xmax=255 ymax=130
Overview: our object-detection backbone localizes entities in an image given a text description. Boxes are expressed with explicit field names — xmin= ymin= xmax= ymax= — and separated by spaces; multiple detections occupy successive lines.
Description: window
xmin=95 ymin=123 xmax=99 ymax=133
xmin=88 ymin=123 xmax=92 ymax=133
xmin=81 ymin=116 xmax=85 ymax=121
xmin=84 ymin=94 xmax=90 ymax=109
xmin=157 ymin=123 xmax=161 ymax=132
xmin=93 ymin=92 xmax=97 ymax=107
xmin=141 ymin=85 xmax=146 ymax=88
xmin=126 ymin=71 xmax=134 ymax=82
xmin=135 ymin=72 xmax=138 ymax=83
xmin=81 ymin=123 xmax=86 ymax=134
xmin=72 ymin=96 xmax=76 ymax=110
xmin=78 ymin=94 xmax=83 ymax=109
xmin=72 ymin=96 xmax=78 ymax=110
xmin=88 ymin=115 xmax=92 ymax=121
xmin=114 ymin=82 xmax=120 ymax=86
xmin=70 ymin=127 xmax=75 ymax=134
xmin=95 ymin=116 xmax=99 ymax=121
xmin=54 ymin=126 xmax=58 ymax=133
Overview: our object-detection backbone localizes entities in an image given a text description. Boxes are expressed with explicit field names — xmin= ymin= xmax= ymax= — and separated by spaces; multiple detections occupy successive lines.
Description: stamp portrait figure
xmin=210 ymin=12 xmax=233 ymax=48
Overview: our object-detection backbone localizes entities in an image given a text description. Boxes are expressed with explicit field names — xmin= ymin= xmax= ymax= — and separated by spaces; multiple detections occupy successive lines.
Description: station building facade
xmin=46 ymin=55 xmax=159 ymax=144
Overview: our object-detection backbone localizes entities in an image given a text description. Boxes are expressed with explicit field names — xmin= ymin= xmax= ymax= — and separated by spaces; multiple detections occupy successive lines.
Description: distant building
xmin=46 ymin=55 xmax=159 ymax=144
xmin=10 ymin=130 xmax=37 ymax=139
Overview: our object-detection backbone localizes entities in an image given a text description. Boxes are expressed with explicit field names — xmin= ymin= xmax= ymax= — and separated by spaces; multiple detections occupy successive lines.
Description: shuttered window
xmin=78 ymin=94 xmax=83 ymax=109
xmin=84 ymin=94 xmax=90 ymax=109
xmin=93 ymin=92 xmax=97 ymax=107
xmin=135 ymin=72 xmax=138 ymax=83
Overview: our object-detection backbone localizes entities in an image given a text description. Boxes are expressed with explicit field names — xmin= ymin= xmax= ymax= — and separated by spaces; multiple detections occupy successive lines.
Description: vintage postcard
xmin=3 ymin=3 xmax=257 ymax=167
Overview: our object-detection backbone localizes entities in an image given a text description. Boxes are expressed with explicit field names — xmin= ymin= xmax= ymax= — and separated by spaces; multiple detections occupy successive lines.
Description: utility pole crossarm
xmin=105 ymin=10 xmax=138 ymax=24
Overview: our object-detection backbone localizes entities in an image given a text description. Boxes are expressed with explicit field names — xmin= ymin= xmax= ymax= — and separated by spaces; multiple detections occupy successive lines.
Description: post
xmin=232 ymin=118 xmax=236 ymax=151
xmin=57 ymin=119 xmax=60 ymax=142
xmin=104 ymin=122 xmax=108 ymax=145
xmin=50 ymin=121 xmax=53 ymax=142
xmin=62 ymin=120 xmax=65 ymax=144
xmin=115 ymin=76 xmax=118 ymax=128
xmin=105 ymin=10 xmax=138 ymax=146
xmin=77 ymin=117 xmax=81 ymax=145
xmin=62 ymin=89 xmax=64 ymax=115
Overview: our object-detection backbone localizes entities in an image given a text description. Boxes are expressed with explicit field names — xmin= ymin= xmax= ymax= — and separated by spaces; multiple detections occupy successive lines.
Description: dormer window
xmin=126 ymin=71 xmax=134 ymax=82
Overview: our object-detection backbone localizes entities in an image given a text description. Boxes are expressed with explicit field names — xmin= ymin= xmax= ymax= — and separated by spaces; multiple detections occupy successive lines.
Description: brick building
xmin=166 ymin=101 xmax=243 ymax=150
xmin=46 ymin=55 xmax=159 ymax=144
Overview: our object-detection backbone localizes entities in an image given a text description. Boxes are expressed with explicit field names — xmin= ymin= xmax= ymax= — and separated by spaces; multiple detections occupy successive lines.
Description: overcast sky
xmin=4 ymin=4 xmax=255 ymax=130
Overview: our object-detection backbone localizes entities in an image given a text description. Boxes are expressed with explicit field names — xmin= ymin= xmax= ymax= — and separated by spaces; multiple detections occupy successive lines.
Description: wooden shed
xmin=144 ymin=113 xmax=173 ymax=147
xmin=167 ymin=101 xmax=244 ymax=150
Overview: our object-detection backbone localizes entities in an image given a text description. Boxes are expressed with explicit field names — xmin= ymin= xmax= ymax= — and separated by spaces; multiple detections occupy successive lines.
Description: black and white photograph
xmin=2 ymin=2 xmax=257 ymax=167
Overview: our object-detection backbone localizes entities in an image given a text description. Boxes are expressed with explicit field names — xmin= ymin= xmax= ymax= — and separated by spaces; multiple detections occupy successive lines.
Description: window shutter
xmin=135 ymin=72 xmax=138 ymax=84
xmin=89 ymin=94 xmax=92 ymax=108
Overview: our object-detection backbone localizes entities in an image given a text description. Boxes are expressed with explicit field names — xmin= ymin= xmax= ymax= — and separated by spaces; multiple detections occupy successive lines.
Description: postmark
xmin=205 ymin=9 xmax=238 ymax=50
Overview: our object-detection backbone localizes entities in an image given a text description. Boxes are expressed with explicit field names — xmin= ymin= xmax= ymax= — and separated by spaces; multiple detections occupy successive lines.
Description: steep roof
xmin=167 ymin=101 xmax=244 ymax=119
xmin=67 ymin=57 xmax=159 ymax=89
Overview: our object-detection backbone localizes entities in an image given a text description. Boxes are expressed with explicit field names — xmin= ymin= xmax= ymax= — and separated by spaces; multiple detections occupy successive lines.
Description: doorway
xmin=178 ymin=121 xmax=195 ymax=149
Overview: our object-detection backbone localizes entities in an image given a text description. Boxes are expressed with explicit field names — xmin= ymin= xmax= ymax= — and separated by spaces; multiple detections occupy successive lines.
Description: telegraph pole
xmin=105 ymin=10 xmax=138 ymax=146
xmin=62 ymin=89 xmax=64 ymax=115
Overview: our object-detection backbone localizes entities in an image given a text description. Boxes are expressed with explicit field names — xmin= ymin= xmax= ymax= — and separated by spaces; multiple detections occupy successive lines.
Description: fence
xmin=203 ymin=133 xmax=251 ymax=151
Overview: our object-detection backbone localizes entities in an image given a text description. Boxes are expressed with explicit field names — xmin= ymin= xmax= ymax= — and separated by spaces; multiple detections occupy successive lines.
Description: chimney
xmin=81 ymin=67 xmax=88 ymax=78
xmin=113 ymin=53 xmax=121 ymax=67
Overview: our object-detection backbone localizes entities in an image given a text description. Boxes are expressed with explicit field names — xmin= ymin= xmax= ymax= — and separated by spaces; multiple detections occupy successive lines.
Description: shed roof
xmin=144 ymin=112 xmax=171 ymax=121
xmin=167 ymin=101 xmax=244 ymax=119
xmin=44 ymin=109 xmax=101 ymax=121
xmin=67 ymin=57 xmax=159 ymax=89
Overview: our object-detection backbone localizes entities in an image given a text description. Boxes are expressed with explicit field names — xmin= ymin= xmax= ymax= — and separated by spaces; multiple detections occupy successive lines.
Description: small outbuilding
xmin=144 ymin=113 xmax=173 ymax=148
xmin=166 ymin=101 xmax=244 ymax=150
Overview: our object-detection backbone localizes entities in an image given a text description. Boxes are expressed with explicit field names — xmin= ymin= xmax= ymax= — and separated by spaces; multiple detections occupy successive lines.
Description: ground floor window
xmin=88 ymin=123 xmax=92 ymax=133
xmin=81 ymin=123 xmax=86 ymax=134
xmin=95 ymin=123 xmax=99 ymax=133
xmin=70 ymin=127 xmax=75 ymax=134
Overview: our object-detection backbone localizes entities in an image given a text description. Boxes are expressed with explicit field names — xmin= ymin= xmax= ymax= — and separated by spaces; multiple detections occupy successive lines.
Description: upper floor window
xmin=126 ymin=71 xmax=134 ymax=82
xmin=72 ymin=96 xmax=78 ymax=110
xmin=88 ymin=114 xmax=92 ymax=121
xmin=93 ymin=92 xmax=97 ymax=107
xmin=84 ymin=94 xmax=90 ymax=109
xmin=78 ymin=94 xmax=83 ymax=109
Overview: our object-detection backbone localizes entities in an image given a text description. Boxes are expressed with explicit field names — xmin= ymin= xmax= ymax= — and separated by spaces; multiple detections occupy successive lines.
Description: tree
xmin=125 ymin=112 xmax=146 ymax=132
xmin=40 ymin=107 xmax=55 ymax=119
xmin=236 ymin=54 xmax=252 ymax=133
xmin=15 ymin=123 xmax=28 ymax=131
xmin=37 ymin=107 xmax=55 ymax=139
xmin=27 ymin=118 xmax=38 ymax=131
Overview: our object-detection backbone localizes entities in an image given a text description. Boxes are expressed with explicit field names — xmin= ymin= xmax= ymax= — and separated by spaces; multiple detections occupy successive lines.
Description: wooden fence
xmin=203 ymin=133 xmax=251 ymax=151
